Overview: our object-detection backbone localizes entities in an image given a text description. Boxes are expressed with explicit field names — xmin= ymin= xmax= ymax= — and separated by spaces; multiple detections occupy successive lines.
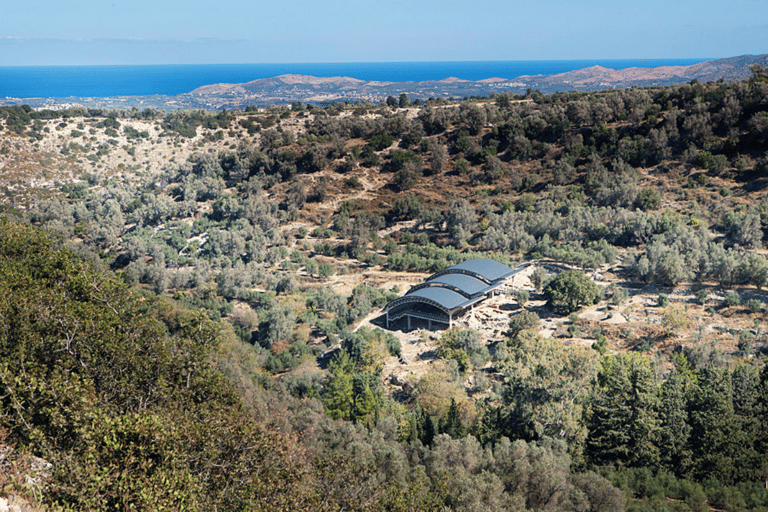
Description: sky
xmin=1 ymin=0 xmax=766 ymax=65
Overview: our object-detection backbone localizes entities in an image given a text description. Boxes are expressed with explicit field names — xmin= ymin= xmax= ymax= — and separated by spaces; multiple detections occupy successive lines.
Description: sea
xmin=0 ymin=59 xmax=709 ymax=99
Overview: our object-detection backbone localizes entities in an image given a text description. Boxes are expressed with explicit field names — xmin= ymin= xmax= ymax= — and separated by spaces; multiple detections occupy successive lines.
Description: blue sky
xmin=1 ymin=0 xmax=766 ymax=65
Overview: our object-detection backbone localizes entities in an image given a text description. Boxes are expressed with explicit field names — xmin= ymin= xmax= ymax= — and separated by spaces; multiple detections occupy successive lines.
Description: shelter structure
xmin=385 ymin=258 xmax=521 ymax=330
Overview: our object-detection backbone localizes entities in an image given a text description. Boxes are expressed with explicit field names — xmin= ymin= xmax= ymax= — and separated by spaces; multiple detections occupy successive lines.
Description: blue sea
xmin=0 ymin=59 xmax=709 ymax=99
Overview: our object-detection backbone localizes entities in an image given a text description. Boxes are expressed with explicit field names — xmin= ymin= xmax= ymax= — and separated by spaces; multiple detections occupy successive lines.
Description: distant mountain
xmin=516 ymin=54 xmax=768 ymax=91
xmin=3 ymin=54 xmax=766 ymax=111
xmin=181 ymin=54 xmax=768 ymax=109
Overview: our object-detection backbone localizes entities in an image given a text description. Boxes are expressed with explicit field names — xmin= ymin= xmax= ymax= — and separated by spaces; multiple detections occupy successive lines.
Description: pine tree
xmin=324 ymin=350 xmax=355 ymax=420
xmin=586 ymin=354 xmax=660 ymax=468
xmin=689 ymin=367 xmax=739 ymax=484
xmin=441 ymin=398 xmax=464 ymax=438
xmin=352 ymin=374 xmax=380 ymax=422
xmin=658 ymin=371 xmax=693 ymax=476
xmin=731 ymin=364 xmax=763 ymax=482
xmin=423 ymin=414 xmax=438 ymax=446
xmin=757 ymin=364 xmax=768 ymax=490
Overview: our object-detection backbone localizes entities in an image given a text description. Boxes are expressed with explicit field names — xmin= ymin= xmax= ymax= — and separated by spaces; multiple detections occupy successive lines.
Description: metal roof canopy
xmin=385 ymin=259 xmax=522 ymax=330
xmin=429 ymin=258 xmax=516 ymax=284
xmin=387 ymin=286 xmax=484 ymax=313
xmin=409 ymin=273 xmax=490 ymax=298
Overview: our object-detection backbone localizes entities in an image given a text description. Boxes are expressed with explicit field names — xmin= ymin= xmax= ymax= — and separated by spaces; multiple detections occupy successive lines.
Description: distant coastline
xmin=0 ymin=59 xmax=710 ymax=99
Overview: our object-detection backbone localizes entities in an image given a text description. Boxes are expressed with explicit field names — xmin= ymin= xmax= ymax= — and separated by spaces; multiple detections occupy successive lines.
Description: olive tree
xmin=544 ymin=270 xmax=600 ymax=314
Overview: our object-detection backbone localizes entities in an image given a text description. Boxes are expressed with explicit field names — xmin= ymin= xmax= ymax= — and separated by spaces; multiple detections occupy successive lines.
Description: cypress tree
xmin=731 ymin=364 xmax=764 ymax=482
xmin=626 ymin=356 xmax=661 ymax=468
xmin=658 ymin=371 xmax=693 ymax=476
xmin=423 ymin=414 xmax=438 ymax=446
xmin=441 ymin=398 xmax=464 ymax=438
xmin=586 ymin=354 xmax=660 ymax=468
xmin=757 ymin=365 xmax=768 ymax=489
xmin=689 ymin=367 xmax=739 ymax=484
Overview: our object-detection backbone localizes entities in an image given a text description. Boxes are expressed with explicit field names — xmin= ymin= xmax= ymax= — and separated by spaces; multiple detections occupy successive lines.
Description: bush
xmin=394 ymin=161 xmax=423 ymax=191
xmin=437 ymin=327 xmax=488 ymax=371
xmin=610 ymin=287 xmax=629 ymax=305
xmin=508 ymin=311 xmax=540 ymax=337
xmin=544 ymin=270 xmax=600 ymax=314
xmin=389 ymin=195 xmax=424 ymax=221
xmin=388 ymin=150 xmax=421 ymax=172
xmin=724 ymin=290 xmax=741 ymax=307
xmin=453 ymin=157 xmax=469 ymax=175
xmin=384 ymin=332 xmax=402 ymax=356
xmin=634 ymin=188 xmax=662 ymax=211
xmin=368 ymin=132 xmax=394 ymax=151
xmin=592 ymin=335 xmax=608 ymax=355
xmin=318 ymin=262 xmax=335 ymax=278
xmin=738 ymin=331 xmax=754 ymax=355
xmin=530 ymin=267 xmax=550 ymax=291
xmin=264 ymin=350 xmax=299 ymax=373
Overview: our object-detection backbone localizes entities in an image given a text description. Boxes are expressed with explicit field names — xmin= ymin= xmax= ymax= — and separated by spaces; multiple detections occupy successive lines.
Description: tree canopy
xmin=544 ymin=269 xmax=600 ymax=313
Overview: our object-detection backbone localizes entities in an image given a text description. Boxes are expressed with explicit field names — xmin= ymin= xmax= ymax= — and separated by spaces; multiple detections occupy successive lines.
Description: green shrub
xmin=544 ymin=270 xmax=600 ymax=314
xmin=724 ymin=290 xmax=741 ymax=307
xmin=592 ymin=335 xmax=608 ymax=355
xmin=368 ymin=132 xmax=395 ymax=151
xmin=634 ymin=188 xmax=662 ymax=211
xmin=611 ymin=287 xmax=629 ymax=305
xmin=508 ymin=310 xmax=540 ymax=336
xmin=264 ymin=350 xmax=299 ymax=373
xmin=531 ymin=267 xmax=550 ymax=291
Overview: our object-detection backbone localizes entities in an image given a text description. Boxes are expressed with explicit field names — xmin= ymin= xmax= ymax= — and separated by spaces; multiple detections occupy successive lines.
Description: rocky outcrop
xmin=0 ymin=444 xmax=52 ymax=512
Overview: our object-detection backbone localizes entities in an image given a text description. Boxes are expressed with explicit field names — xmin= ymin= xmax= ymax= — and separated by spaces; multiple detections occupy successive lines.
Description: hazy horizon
xmin=0 ymin=57 xmax=717 ymax=68
xmin=3 ymin=0 xmax=765 ymax=66
xmin=0 ymin=58 xmax=714 ymax=99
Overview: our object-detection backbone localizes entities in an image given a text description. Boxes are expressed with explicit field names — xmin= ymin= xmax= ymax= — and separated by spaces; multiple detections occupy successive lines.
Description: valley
xmin=2 ymin=69 xmax=768 ymax=510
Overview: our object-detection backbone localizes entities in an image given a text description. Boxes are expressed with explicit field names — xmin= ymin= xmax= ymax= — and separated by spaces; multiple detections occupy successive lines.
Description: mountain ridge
xmin=179 ymin=53 xmax=768 ymax=108
xmin=2 ymin=54 xmax=766 ymax=111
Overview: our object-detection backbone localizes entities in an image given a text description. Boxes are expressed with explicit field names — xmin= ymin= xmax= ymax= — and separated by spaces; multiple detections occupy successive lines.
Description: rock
xmin=25 ymin=456 xmax=52 ymax=487
xmin=0 ymin=446 xmax=52 ymax=511
xmin=0 ymin=495 xmax=35 ymax=512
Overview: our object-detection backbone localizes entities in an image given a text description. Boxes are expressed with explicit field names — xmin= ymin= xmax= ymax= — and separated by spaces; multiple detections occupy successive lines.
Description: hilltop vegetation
xmin=1 ymin=68 xmax=768 ymax=511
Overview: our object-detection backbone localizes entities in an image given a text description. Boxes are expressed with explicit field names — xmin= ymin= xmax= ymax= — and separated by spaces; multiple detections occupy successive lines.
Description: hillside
xmin=2 ymin=71 xmax=768 ymax=510
xmin=518 ymin=54 xmax=768 ymax=90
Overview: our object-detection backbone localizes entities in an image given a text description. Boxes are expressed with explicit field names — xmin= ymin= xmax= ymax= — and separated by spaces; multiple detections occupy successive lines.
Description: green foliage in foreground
xmin=0 ymin=218 xmax=309 ymax=510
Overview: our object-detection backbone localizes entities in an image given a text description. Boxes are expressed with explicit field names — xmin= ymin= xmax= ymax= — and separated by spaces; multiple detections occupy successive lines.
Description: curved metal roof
xmin=409 ymin=273 xmax=489 ymax=298
xmin=430 ymin=258 xmax=515 ymax=283
xmin=387 ymin=286 xmax=482 ymax=313
xmin=386 ymin=259 xmax=521 ymax=321
xmin=408 ymin=287 xmax=471 ymax=310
